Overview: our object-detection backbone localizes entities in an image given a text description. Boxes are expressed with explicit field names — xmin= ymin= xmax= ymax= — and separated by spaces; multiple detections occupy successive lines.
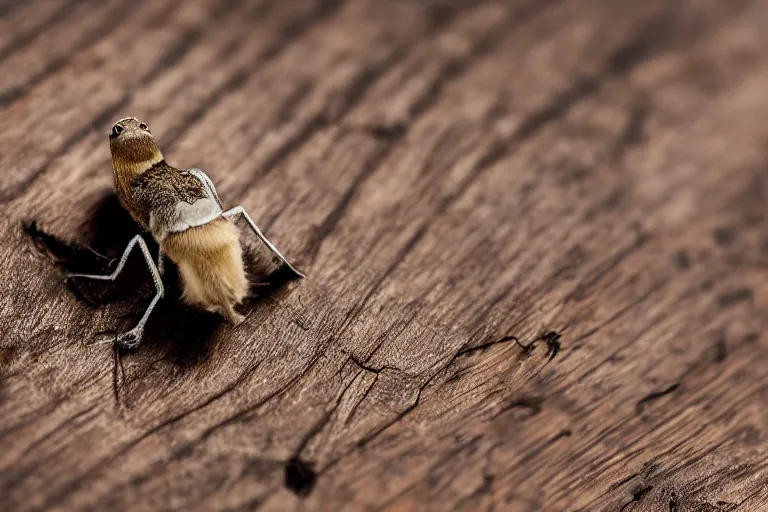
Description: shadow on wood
xmin=24 ymin=191 xmax=299 ymax=370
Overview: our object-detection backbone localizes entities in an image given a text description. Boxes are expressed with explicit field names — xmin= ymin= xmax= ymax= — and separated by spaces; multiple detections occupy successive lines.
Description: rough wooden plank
xmin=1 ymin=0 xmax=768 ymax=510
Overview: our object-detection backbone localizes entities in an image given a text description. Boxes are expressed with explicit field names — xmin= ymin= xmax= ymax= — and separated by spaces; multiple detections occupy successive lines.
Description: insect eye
xmin=139 ymin=123 xmax=148 ymax=130
xmin=110 ymin=124 xmax=124 ymax=138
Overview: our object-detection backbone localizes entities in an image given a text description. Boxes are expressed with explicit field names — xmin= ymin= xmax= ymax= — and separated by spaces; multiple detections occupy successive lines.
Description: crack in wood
xmin=620 ymin=484 xmax=654 ymax=511
xmin=635 ymin=383 xmax=680 ymax=414
xmin=491 ymin=396 xmax=543 ymax=421
xmin=284 ymin=457 xmax=316 ymax=498
xmin=611 ymin=102 xmax=649 ymax=163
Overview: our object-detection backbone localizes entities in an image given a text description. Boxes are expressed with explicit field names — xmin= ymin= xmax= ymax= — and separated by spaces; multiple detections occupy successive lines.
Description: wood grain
xmin=1 ymin=0 xmax=768 ymax=510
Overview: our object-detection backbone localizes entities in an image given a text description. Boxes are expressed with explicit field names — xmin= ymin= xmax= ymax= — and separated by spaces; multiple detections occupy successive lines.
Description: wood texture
xmin=1 ymin=0 xmax=768 ymax=510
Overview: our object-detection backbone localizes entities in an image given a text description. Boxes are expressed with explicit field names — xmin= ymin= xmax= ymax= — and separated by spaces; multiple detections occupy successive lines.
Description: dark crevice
xmin=24 ymin=221 xmax=113 ymax=274
xmin=458 ymin=331 xmax=562 ymax=364
xmin=348 ymin=355 xmax=397 ymax=375
xmin=345 ymin=337 xmax=485 ymax=452
xmin=609 ymin=472 xmax=642 ymax=491
xmin=635 ymin=383 xmax=680 ymax=414
xmin=717 ymin=288 xmax=753 ymax=309
xmin=673 ymin=249 xmax=692 ymax=270
xmin=342 ymin=308 xmax=420 ymax=378
xmin=712 ymin=334 xmax=727 ymax=363
xmin=348 ymin=330 xmax=516 ymax=453
xmin=518 ymin=331 xmax=562 ymax=363
xmin=492 ymin=396 xmax=543 ymax=420
xmin=611 ymin=102 xmax=649 ymax=162
xmin=455 ymin=334 xmax=523 ymax=358
xmin=713 ymin=226 xmax=735 ymax=247
xmin=519 ymin=429 xmax=572 ymax=466
xmin=284 ymin=457 xmax=316 ymax=497
xmin=668 ymin=491 xmax=678 ymax=512
xmin=444 ymin=367 xmax=469 ymax=385
xmin=364 ymin=122 xmax=408 ymax=141
xmin=620 ymin=485 xmax=654 ymax=511
xmin=344 ymin=329 xmax=561 ymax=455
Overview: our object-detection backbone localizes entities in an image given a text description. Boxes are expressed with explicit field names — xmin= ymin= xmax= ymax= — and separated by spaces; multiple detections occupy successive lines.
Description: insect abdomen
xmin=162 ymin=218 xmax=247 ymax=323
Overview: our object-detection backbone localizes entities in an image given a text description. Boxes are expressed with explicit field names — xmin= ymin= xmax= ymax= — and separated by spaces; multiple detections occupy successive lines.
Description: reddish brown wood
xmin=1 ymin=0 xmax=768 ymax=510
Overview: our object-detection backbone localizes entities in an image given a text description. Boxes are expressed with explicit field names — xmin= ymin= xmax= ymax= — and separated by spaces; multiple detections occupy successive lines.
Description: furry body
xmin=163 ymin=220 xmax=247 ymax=323
xmin=109 ymin=117 xmax=247 ymax=323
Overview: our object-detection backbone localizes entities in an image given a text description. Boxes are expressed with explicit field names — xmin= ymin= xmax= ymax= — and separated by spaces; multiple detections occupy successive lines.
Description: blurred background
xmin=1 ymin=0 xmax=768 ymax=511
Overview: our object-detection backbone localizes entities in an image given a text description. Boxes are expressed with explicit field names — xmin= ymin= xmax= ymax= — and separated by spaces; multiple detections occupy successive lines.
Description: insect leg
xmin=222 ymin=206 xmax=305 ymax=279
xmin=69 ymin=235 xmax=164 ymax=350
xmin=68 ymin=235 xmax=143 ymax=282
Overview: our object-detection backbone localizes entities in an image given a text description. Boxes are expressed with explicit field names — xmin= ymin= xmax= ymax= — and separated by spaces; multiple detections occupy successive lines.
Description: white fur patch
xmin=171 ymin=198 xmax=222 ymax=232
xmin=151 ymin=198 xmax=222 ymax=241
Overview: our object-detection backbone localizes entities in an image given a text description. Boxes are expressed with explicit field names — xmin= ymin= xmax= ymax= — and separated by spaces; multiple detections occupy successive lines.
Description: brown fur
xmin=131 ymin=161 xmax=209 ymax=228
xmin=109 ymin=117 xmax=248 ymax=323
xmin=110 ymin=119 xmax=165 ymax=227
xmin=162 ymin=219 xmax=248 ymax=323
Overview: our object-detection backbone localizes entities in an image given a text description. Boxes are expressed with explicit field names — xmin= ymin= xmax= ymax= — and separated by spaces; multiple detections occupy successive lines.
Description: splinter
xmin=68 ymin=117 xmax=304 ymax=349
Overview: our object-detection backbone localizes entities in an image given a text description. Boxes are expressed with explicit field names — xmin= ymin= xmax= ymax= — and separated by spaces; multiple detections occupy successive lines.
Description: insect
xmin=67 ymin=117 xmax=304 ymax=350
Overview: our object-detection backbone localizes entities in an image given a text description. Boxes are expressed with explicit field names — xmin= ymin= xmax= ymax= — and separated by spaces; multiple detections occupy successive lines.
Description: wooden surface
xmin=1 ymin=0 xmax=768 ymax=510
